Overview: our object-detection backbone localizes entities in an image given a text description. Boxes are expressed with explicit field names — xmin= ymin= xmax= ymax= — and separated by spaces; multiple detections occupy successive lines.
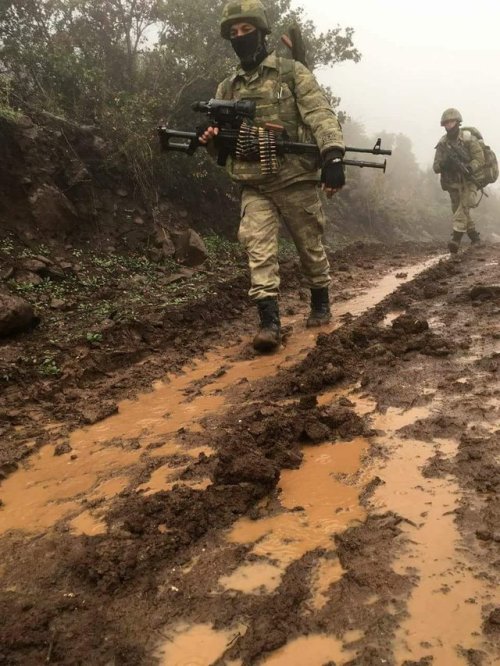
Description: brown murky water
xmin=155 ymin=622 xmax=246 ymax=666
xmin=372 ymin=407 xmax=499 ymax=665
xmin=219 ymin=561 xmax=282 ymax=595
xmin=227 ymin=437 xmax=368 ymax=569
xmin=261 ymin=634 xmax=354 ymax=665
xmin=0 ymin=260 xmax=439 ymax=536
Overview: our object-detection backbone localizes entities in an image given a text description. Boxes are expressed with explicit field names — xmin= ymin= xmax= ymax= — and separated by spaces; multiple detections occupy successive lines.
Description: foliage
xmin=0 ymin=0 xmax=360 ymax=206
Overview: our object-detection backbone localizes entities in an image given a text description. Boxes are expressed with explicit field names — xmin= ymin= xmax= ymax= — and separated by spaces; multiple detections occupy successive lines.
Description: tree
xmin=0 ymin=0 xmax=362 ymax=219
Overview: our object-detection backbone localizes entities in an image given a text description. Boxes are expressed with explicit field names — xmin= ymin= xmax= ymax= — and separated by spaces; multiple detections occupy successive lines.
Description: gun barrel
xmin=279 ymin=140 xmax=392 ymax=157
xmin=344 ymin=159 xmax=387 ymax=172
xmin=346 ymin=145 xmax=392 ymax=156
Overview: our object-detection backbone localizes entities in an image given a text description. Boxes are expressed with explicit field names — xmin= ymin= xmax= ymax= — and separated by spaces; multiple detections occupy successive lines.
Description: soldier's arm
xmin=293 ymin=62 xmax=345 ymax=157
xmin=469 ymin=137 xmax=485 ymax=174
xmin=433 ymin=145 xmax=443 ymax=174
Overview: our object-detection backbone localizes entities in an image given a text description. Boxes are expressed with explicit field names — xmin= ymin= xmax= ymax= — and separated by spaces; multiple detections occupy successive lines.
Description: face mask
xmin=446 ymin=124 xmax=460 ymax=139
xmin=231 ymin=29 xmax=267 ymax=70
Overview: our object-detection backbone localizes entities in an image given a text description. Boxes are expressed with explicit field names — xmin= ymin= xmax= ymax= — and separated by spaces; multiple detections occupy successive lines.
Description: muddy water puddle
xmin=261 ymin=634 xmax=354 ymax=665
xmin=227 ymin=438 xmax=367 ymax=570
xmin=372 ymin=407 xmax=499 ymax=664
xmin=219 ymin=561 xmax=282 ymax=594
xmin=0 ymin=259 xmax=440 ymax=536
xmin=155 ymin=622 xmax=246 ymax=666
xmin=213 ymin=394 xmax=497 ymax=663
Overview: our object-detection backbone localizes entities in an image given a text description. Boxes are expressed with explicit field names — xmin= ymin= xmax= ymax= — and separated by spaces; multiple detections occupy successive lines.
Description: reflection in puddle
xmin=219 ymin=561 xmax=282 ymax=594
xmin=261 ymin=634 xmax=353 ymax=665
xmin=155 ymin=622 xmax=245 ymax=666
xmin=228 ymin=439 xmax=367 ymax=569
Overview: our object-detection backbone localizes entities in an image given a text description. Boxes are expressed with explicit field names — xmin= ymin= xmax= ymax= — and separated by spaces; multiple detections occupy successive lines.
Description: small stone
xmin=475 ymin=529 xmax=492 ymax=541
xmin=54 ymin=442 xmax=72 ymax=456
xmin=50 ymin=299 xmax=67 ymax=310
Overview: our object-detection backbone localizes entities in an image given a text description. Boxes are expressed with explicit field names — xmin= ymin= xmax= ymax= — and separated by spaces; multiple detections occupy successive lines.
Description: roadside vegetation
xmin=2 ymin=0 xmax=497 ymax=243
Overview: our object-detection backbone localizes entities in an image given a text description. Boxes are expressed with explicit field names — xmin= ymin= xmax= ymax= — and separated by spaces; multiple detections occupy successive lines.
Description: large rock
xmin=0 ymin=292 xmax=38 ymax=337
xmin=29 ymin=184 xmax=77 ymax=235
xmin=171 ymin=229 xmax=208 ymax=267
xmin=470 ymin=284 xmax=500 ymax=301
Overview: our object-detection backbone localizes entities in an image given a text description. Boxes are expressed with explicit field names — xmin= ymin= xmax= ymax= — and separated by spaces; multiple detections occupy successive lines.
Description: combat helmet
xmin=441 ymin=108 xmax=463 ymax=126
xmin=220 ymin=0 xmax=271 ymax=40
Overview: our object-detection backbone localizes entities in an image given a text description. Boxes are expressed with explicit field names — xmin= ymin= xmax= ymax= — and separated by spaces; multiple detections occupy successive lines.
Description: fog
xmin=292 ymin=0 xmax=500 ymax=166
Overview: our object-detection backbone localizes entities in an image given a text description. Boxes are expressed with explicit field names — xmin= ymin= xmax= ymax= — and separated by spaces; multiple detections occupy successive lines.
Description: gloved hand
xmin=321 ymin=151 xmax=345 ymax=194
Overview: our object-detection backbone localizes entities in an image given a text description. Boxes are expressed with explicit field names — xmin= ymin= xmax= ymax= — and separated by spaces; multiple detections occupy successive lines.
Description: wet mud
xmin=0 ymin=242 xmax=499 ymax=665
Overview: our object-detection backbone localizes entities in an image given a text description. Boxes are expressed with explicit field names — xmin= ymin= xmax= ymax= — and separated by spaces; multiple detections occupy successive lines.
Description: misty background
xmin=294 ymin=0 xmax=500 ymax=168
xmin=0 ymin=0 xmax=498 ymax=247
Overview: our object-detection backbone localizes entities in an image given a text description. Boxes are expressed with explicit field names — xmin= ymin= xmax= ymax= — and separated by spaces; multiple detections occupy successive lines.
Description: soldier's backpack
xmin=462 ymin=126 xmax=499 ymax=187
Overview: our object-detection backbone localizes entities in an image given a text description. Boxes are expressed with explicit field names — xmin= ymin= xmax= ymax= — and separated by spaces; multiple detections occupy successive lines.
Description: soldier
xmin=199 ymin=0 xmax=345 ymax=353
xmin=433 ymin=108 xmax=485 ymax=254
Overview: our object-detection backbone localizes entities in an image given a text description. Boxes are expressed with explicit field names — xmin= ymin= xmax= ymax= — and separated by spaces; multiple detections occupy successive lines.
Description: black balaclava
xmin=231 ymin=28 xmax=268 ymax=71
xmin=446 ymin=124 xmax=460 ymax=140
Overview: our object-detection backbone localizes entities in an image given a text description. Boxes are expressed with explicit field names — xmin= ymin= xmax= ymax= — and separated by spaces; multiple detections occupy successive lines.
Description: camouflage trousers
xmin=449 ymin=181 xmax=479 ymax=233
xmin=239 ymin=181 xmax=330 ymax=300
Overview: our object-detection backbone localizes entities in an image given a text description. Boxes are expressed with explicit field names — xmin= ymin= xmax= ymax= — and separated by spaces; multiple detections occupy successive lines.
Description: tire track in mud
xmin=1 ymin=248 xmax=499 ymax=665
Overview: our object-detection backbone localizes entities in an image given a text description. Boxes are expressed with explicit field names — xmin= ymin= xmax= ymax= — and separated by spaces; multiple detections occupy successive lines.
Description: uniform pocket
xmin=304 ymin=197 xmax=326 ymax=232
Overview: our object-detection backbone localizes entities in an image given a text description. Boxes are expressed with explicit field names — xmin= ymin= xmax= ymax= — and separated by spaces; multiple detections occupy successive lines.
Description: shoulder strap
xmin=277 ymin=56 xmax=296 ymax=94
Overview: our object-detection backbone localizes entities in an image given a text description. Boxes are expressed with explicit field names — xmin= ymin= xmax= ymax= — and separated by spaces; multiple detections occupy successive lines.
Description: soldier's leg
xmin=239 ymin=187 xmax=281 ymax=351
xmin=273 ymin=182 xmax=331 ymax=326
xmin=452 ymin=183 xmax=478 ymax=233
xmin=448 ymin=188 xmax=465 ymax=254
xmin=462 ymin=183 xmax=480 ymax=244
xmin=239 ymin=187 xmax=281 ymax=300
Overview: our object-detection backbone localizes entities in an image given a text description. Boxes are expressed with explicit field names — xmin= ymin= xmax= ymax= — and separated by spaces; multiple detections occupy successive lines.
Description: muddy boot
xmin=448 ymin=231 xmax=463 ymax=255
xmin=253 ymin=297 xmax=281 ymax=353
xmin=306 ymin=287 xmax=331 ymax=327
xmin=467 ymin=229 xmax=481 ymax=245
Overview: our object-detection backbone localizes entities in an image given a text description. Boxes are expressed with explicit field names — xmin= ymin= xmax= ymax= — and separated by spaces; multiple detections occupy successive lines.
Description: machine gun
xmin=442 ymin=142 xmax=487 ymax=197
xmin=158 ymin=99 xmax=391 ymax=176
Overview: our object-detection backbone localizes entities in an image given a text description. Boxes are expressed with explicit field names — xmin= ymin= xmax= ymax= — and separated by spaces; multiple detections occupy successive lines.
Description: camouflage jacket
xmin=433 ymin=129 xmax=485 ymax=190
xmin=214 ymin=51 xmax=345 ymax=191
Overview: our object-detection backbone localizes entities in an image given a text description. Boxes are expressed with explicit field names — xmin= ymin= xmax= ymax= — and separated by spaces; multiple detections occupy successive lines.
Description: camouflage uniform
xmin=433 ymin=129 xmax=485 ymax=235
xmin=214 ymin=51 xmax=345 ymax=300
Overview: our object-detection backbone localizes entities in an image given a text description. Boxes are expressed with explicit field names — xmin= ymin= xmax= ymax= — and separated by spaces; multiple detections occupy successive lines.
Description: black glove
xmin=321 ymin=152 xmax=345 ymax=190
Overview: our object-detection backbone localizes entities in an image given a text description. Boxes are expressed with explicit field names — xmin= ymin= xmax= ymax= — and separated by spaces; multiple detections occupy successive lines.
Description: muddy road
xmin=0 ymin=242 xmax=499 ymax=665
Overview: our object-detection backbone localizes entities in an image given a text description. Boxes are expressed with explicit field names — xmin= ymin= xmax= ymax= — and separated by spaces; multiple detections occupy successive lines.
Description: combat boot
xmin=448 ymin=231 xmax=464 ymax=255
xmin=467 ymin=229 xmax=481 ymax=245
xmin=306 ymin=287 xmax=331 ymax=328
xmin=253 ymin=297 xmax=281 ymax=353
